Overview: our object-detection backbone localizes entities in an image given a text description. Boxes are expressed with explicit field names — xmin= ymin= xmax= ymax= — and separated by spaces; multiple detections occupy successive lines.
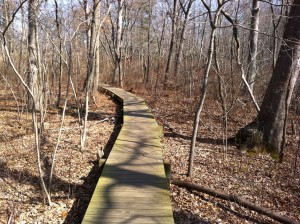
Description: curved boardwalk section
xmin=82 ymin=85 xmax=174 ymax=223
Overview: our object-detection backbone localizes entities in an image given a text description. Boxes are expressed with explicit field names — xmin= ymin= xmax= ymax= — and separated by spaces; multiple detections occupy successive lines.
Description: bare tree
xmin=82 ymin=0 xmax=102 ymax=149
xmin=1 ymin=5 xmax=52 ymax=206
xmin=112 ymin=0 xmax=124 ymax=87
xmin=246 ymin=0 xmax=260 ymax=93
xmin=257 ymin=0 xmax=300 ymax=157
xmin=270 ymin=0 xmax=284 ymax=69
xmin=237 ymin=0 xmax=300 ymax=159
xmin=54 ymin=0 xmax=63 ymax=108
xmin=92 ymin=0 xmax=101 ymax=95
xmin=188 ymin=0 xmax=227 ymax=177
xmin=144 ymin=0 xmax=152 ymax=85
xmin=164 ymin=0 xmax=178 ymax=89
xmin=28 ymin=0 xmax=41 ymax=110
xmin=174 ymin=0 xmax=194 ymax=79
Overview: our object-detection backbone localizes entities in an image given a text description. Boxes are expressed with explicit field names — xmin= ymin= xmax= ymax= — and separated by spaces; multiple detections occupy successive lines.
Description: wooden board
xmin=82 ymin=85 xmax=174 ymax=224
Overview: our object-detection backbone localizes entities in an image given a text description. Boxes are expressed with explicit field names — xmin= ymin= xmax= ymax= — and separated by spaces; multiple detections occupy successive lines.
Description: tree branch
xmin=2 ymin=0 xmax=28 ymax=36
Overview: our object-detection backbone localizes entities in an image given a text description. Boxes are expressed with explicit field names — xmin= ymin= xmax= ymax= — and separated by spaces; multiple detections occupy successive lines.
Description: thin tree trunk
xmin=92 ymin=0 xmax=101 ymax=94
xmin=214 ymin=37 xmax=228 ymax=157
xmin=246 ymin=0 xmax=260 ymax=93
xmin=2 ymin=32 xmax=52 ymax=206
xmin=18 ymin=4 xmax=26 ymax=71
xmin=164 ymin=0 xmax=178 ymax=90
xmin=174 ymin=0 xmax=194 ymax=79
xmin=83 ymin=0 xmax=90 ymax=50
xmin=113 ymin=0 xmax=124 ymax=87
xmin=54 ymin=0 xmax=63 ymax=108
xmin=49 ymin=43 xmax=73 ymax=195
xmin=188 ymin=0 xmax=223 ymax=177
xmin=221 ymin=10 xmax=260 ymax=112
xmin=145 ymin=0 xmax=152 ymax=85
xmin=270 ymin=2 xmax=283 ymax=69
xmin=82 ymin=0 xmax=101 ymax=149
xmin=154 ymin=14 xmax=166 ymax=94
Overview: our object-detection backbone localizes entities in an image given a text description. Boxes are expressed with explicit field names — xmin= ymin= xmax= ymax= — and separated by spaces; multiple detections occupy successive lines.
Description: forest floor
xmin=0 ymin=83 xmax=299 ymax=224
xmin=132 ymin=85 xmax=300 ymax=224
xmin=0 ymin=87 xmax=121 ymax=224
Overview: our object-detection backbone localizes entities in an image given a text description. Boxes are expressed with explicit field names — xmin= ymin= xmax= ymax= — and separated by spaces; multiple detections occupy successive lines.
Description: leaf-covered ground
xmin=0 ymin=88 xmax=120 ymax=224
xmin=1 ymin=83 xmax=299 ymax=224
xmin=134 ymin=86 xmax=300 ymax=224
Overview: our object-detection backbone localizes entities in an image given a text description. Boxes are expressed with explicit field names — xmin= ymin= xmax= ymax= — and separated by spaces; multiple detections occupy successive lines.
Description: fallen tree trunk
xmin=172 ymin=179 xmax=297 ymax=224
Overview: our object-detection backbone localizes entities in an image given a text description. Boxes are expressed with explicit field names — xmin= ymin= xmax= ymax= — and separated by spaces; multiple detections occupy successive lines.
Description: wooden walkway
xmin=82 ymin=85 xmax=174 ymax=223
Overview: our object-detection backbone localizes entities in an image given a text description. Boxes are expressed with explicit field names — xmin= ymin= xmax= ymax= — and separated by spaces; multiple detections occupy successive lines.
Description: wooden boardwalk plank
xmin=82 ymin=85 xmax=174 ymax=224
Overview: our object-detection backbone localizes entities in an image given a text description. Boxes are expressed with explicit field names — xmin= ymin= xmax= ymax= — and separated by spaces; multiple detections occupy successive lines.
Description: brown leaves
xmin=134 ymin=88 xmax=300 ymax=223
xmin=0 ymin=92 xmax=118 ymax=223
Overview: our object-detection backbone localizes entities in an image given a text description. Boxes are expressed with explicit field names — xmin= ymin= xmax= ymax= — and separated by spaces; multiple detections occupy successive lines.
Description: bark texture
xmin=164 ymin=0 xmax=178 ymax=89
xmin=91 ymin=0 xmax=101 ymax=94
xmin=28 ymin=0 xmax=41 ymax=110
xmin=174 ymin=0 xmax=194 ymax=79
xmin=113 ymin=0 xmax=124 ymax=87
xmin=188 ymin=0 xmax=223 ymax=177
xmin=238 ymin=0 xmax=300 ymax=156
xmin=246 ymin=0 xmax=260 ymax=92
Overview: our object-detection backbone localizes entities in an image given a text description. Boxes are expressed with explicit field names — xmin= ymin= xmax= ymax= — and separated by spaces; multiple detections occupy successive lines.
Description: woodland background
xmin=0 ymin=0 xmax=299 ymax=223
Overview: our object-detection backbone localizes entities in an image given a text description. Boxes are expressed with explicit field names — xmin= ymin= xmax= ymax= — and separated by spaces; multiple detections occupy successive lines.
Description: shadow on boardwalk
xmin=78 ymin=86 xmax=174 ymax=223
xmin=80 ymin=129 xmax=173 ymax=222
xmin=64 ymin=137 xmax=170 ymax=223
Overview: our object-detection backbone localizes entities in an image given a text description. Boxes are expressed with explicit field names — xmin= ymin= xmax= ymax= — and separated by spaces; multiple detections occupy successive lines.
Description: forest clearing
xmin=0 ymin=0 xmax=300 ymax=223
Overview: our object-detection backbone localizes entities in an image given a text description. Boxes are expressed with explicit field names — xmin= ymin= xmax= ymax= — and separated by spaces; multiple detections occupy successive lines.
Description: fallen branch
xmin=172 ymin=179 xmax=297 ymax=224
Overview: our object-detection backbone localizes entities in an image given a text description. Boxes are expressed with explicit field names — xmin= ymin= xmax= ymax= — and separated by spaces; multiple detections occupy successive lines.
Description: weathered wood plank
xmin=83 ymin=216 xmax=173 ymax=224
xmin=84 ymin=208 xmax=173 ymax=217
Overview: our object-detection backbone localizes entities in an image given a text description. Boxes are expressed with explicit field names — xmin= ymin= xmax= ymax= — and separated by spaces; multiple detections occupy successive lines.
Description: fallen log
xmin=172 ymin=179 xmax=297 ymax=224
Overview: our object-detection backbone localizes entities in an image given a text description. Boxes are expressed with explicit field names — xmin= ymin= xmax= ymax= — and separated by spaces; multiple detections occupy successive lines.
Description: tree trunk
xmin=83 ymin=0 xmax=90 ymax=50
xmin=113 ymin=0 xmax=124 ymax=87
xmin=18 ymin=3 xmax=26 ymax=71
xmin=54 ymin=0 xmax=62 ymax=108
xmin=81 ymin=0 xmax=101 ymax=149
xmin=258 ymin=0 xmax=300 ymax=155
xmin=238 ymin=0 xmax=300 ymax=157
xmin=270 ymin=2 xmax=283 ymax=69
xmin=164 ymin=0 xmax=178 ymax=90
xmin=28 ymin=0 xmax=41 ymax=111
xmin=3 ymin=0 xmax=12 ymax=57
xmin=154 ymin=13 xmax=166 ymax=94
xmin=144 ymin=0 xmax=152 ymax=85
xmin=188 ymin=0 xmax=223 ymax=177
xmin=92 ymin=0 xmax=101 ymax=94
xmin=292 ymin=72 xmax=300 ymax=104
xmin=246 ymin=0 xmax=260 ymax=93
xmin=174 ymin=0 xmax=194 ymax=79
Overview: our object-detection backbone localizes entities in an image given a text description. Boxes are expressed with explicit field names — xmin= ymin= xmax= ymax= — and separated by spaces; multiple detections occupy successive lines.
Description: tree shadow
xmin=77 ymin=143 xmax=173 ymax=223
xmin=0 ymin=160 xmax=76 ymax=203
xmin=58 ymin=106 xmax=116 ymax=122
xmin=65 ymin=88 xmax=174 ymax=223
xmin=0 ymin=107 xmax=23 ymax=113
xmin=64 ymin=104 xmax=122 ymax=223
